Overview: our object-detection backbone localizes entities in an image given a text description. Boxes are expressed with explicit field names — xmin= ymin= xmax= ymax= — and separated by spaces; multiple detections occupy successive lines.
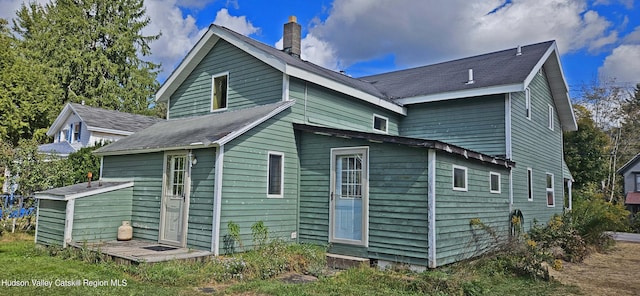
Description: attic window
xmin=211 ymin=72 xmax=228 ymax=111
xmin=373 ymin=114 xmax=388 ymax=133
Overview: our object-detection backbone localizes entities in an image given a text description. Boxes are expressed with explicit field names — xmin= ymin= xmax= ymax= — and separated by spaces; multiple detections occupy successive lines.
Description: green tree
xmin=618 ymin=84 xmax=640 ymax=165
xmin=564 ymin=104 xmax=610 ymax=190
xmin=66 ymin=143 xmax=104 ymax=184
xmin=12 ymin=0 xmax=160 ymax=114
xmin=0 ymin=18 xmax=61 ymax=145
xmin=10 ymin=139 xmax=74 ymax=196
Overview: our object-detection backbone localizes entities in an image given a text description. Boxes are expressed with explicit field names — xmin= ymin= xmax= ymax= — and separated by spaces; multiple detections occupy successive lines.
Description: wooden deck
xmin=69 ymin=239 xmax=213 ymax=264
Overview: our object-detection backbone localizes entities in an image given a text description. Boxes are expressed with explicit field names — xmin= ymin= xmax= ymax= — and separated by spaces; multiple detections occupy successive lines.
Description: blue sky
xmin=2 ymin=0 xmax=639 ymax=98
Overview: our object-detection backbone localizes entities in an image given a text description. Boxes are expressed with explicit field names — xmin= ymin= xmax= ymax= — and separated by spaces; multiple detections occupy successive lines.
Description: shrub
xmin=570 ymin=191 xmax=629 ymax=250
xmin=528 ymin=215 xmax=587 ymax=263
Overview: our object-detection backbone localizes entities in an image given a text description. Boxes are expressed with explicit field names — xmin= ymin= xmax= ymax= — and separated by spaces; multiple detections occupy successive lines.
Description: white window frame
xmin=527 ymin=168 xmax=534 ymax=201
xmin=548 ymin=104 xmax=554 ymax=130
xmin=372 ymin=114 xmax=388 ymax=134
xmin=211 ymin=72 xmax=229 ymax=112
xmin=489 ymin=172 xmax=501 ymax=194
xmin=73 ymin=122 xmax=81 ymax=142
xmin=546 ymin=173 xmax=555 ymax=207
xmin=452 ymin=165 xmax=468 ymax=192
xmin=525 ymin=87 xmax=531 ymax=120
xmin=267 ymin=151 xmax=284 ymax=198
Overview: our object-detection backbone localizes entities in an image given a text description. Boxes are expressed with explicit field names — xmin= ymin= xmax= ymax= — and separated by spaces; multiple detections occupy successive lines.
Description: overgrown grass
xmin=0 ymin=233 xmax=581 ymax=296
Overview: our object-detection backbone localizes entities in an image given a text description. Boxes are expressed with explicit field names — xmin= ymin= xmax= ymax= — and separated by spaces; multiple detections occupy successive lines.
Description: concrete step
xmin=326 ymin=253 xmax=370 ymax=269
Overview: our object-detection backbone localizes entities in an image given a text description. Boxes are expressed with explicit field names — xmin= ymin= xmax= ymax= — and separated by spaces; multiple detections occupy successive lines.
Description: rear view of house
xmin=35 ymin=17 xmax=576 ymax=269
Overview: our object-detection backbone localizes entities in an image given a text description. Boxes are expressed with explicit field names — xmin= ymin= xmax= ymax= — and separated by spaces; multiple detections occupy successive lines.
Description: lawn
xmin=0 ymin=233 xmax=582 ymax=296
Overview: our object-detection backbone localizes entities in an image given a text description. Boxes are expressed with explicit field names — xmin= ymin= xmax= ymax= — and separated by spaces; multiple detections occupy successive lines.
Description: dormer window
xmin=211 ymin=72 xmax=228 ymax=111
xmin=373 ymin=114 xmax=388 ymax=133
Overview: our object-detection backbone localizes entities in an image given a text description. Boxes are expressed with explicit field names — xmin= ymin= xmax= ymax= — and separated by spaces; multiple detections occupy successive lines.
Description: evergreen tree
xmin=0 ymin=18 xmax=60 ymax=145
xmin=12 ymin=0 xmax=160 ymax=115
xmin=564 ymin=104 xmax=610 ymax=190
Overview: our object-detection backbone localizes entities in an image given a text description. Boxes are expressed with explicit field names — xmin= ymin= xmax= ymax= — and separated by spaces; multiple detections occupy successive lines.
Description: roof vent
xmin=283 ymin=16 xmax=301 ymax=58
xmin=516 ymin=45 xmax=522 ymax=56
xmin=466 ymin=69 xmax=475 ymax=85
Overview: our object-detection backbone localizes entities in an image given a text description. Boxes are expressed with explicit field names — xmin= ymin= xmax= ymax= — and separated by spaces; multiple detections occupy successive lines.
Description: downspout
xmin=211 ymin=145 xmax=224 ymax=255
xmin=427 ymin=149 xmax=437 ymax=268
xmin=568 ymin=180 xmax=573 ymax=210
xmin=506 ymin=93 xmax=514 ymax=213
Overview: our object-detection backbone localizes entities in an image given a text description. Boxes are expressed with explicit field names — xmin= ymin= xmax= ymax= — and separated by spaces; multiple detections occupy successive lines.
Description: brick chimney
xmin=283 ymin=16 xmax=301 ymax=58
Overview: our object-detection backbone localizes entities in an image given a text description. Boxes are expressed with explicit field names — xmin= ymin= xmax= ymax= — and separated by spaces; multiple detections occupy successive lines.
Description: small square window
xmin=267 ymin=152 xmax=284 ymax=197
xmin=635 ymin=174 xmax=640 ymax=192
xmin=373 ymin=114 xmax=388 ymax=133
xmin=453 ymin=165 xmax=468 ymax=191
xmin=211 ymin=73 xmax=228 ymax=111
xmin=490 ymin=172 xmax=500 ymax=193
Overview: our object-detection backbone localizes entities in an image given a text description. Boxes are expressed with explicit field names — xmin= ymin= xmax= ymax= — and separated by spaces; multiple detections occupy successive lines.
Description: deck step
xmin=326 ymin=253 xmax=370 ymax=269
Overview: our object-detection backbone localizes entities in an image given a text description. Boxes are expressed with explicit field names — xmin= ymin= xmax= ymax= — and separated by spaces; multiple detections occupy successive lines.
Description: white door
xmin=160 ymin=153 xmax=189 ymax=246
xmin=330 ymin=147 xmax=368 ymax=246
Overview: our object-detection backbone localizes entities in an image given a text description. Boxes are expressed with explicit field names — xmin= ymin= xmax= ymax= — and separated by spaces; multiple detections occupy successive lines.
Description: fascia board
xmin=46 ymin=104 xmax=74 ymax=136
xmin=396 ymin=83 xmax=523 ymax=105
xmin=86 ymin=127 xmax=133 ymax=136
xmin=35 ymin=182 xmax=134 ymax=201
xmin=156 ymin=30 xmax=221 ymax=103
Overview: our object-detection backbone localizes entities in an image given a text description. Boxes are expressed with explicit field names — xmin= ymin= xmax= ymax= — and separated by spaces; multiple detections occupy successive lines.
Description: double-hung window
xmin=548 ymin=105 xmax=554 ymax=130
xmin=490 ymin=172 xmax=501 ymax=193
xmin=546 ymin=173 xmax=555 ymax=206
xmin=527 ymin=168 xmax=534 ymax=201
xmin=211 ymin=73 xmax=228 ymax=111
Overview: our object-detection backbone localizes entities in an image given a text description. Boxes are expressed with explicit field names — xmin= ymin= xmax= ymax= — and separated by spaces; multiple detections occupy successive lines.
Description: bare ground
xmin=549 ymin=241 xmax=640 ymax=295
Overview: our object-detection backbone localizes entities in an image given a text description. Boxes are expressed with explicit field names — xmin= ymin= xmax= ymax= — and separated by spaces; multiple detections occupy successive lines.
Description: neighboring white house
xmin=37 ymin=103 xmax=162 ymax=158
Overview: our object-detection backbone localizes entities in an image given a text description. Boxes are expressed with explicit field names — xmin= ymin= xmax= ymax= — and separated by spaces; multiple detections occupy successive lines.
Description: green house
xmin=35 ymin=18 xmax=577 ymax=269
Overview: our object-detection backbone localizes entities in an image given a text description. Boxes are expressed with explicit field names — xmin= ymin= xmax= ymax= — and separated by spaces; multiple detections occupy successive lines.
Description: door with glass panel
xmin=330 ymin=147 xmax=368 ymax=245
xmin=160 ymin=153 xmax=189 ymax=246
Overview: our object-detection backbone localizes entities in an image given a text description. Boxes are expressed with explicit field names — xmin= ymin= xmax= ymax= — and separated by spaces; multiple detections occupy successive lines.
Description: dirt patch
xmin=276 ymin=272 xmax=318 ymax=284
xmin=550 ymin=241 xmax=640 ymax=295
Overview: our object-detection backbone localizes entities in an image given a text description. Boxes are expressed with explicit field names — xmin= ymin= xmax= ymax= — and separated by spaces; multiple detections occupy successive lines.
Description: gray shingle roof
xmin=37 ymin=141 xmax=77 ymax=155
xmin=69 ymin=103 xmax=163 ymax=133
xmin=95 ymin=101 xmax=293 ymax=155
xmin=213 ymin=25 xmax=390 ymax=100
xmin=360 ymin=41 xmax=554 ymax=100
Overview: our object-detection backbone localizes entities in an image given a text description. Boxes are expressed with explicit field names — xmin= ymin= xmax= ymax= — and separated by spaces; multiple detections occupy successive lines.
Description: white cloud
xmin=309 ymin=0 xmax=619 ymax=72
xmin=275 ymin=34 xmax=339 ymax=70
xmin=0 ymin=0 xmax=50 ymax=21
xmin=599 ymin=44 xmax=640 ymax=84
xmin=212 ymin=8 xmax=258 ymax=36
xmin=143 ymin=0 xmax=207 ymax=81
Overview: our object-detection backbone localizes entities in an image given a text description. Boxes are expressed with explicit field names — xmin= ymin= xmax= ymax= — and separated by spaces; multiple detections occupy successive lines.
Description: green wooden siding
xmin=187 ymin=148 xmax=216 ymax=250
xmin=510 ymin=71 xmax=564 ymax=229
xmin=298 ymin=132 xmax=430 ymax=265
xmin=434 ymin=153 xmax=510 ymax=266
xmin=399 ymin=95 xmax=506 ymax=156
xmin=169 ymin=40 xmax=283 ymax=118
xmin=72 ymin=187 xmax=133 ymax=242
xmin=36 ymin=199 xmax=67 ymax=246
xmin=288 ymin=78 xmax=401 ymax=134
xmin=220 ymin=110 xmax=298 ymax=253
xmin=102 ymin=152 xmax=164 ymax=242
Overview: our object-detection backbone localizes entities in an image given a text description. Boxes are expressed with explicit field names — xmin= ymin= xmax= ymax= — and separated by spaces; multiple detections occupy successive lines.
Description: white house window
xmin=73 ymin=122 xmax=81 ymax=142
xmin=373 ymin=114 xmax=388 ymax=133
xmin=490 ymin=172 xmax=501 ymax=193
xmin=635 ymin=174 xmax=640 ymax=191
xmin=453 ymin=165 xmax=468 ymax=191
xmin=211 ymin=72 xmax=228 ymax=111
xmin=525 ymin=87 xmax=531 ymax=120
xmin=548 ymin=105 xmax=554 ymax=130
xmin=267 ymin=152 xmax=284 ymax=197
xmin=546 ymin=173 xmax=554 ymax=207
xmin=527 ymin=168 xmax=533 ymax=201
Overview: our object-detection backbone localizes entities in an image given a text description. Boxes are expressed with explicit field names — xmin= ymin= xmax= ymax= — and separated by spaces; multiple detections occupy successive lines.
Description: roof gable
xmin=617 ymin=153 xmax=640 ymax=175
xmin=47 ymin=103 xmax=162 ymax=136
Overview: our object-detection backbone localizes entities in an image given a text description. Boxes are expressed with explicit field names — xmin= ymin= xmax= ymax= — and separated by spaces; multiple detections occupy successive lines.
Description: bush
xmin=570 ymin=191 xmax=629 ymax=250
xmin=529 ymin=215 xmax=587 ymax=263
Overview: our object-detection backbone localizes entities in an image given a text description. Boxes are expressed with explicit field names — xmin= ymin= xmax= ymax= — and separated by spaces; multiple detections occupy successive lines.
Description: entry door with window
xmin=330 ymin=147 xmax=368 ymax=246
xmin=160 ymin=153 xmax=190 ymax=246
